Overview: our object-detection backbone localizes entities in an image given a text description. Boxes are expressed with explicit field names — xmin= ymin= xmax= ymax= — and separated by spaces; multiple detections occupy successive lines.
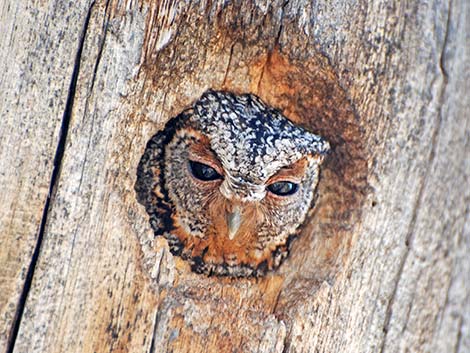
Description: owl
xmin=135 ymin=90 xmax=330 ymax=277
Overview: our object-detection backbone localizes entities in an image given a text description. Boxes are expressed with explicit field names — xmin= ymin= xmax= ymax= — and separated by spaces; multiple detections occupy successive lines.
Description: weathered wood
xmin=1 ymin=0 xmax=468 ymax=352
xmin=0 ymin=1 xmax=92 ymax=352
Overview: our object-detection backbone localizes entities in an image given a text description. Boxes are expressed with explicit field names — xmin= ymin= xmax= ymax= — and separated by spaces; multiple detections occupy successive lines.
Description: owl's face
xmin=136 ymin=91 xmax=329 ymax=277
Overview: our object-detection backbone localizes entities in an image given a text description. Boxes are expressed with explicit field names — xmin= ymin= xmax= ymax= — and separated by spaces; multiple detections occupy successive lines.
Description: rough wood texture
xmin=1 ymin=0 xmax=468 ymax=353
xmin=0 ymin=1 xmax=92 ymax=351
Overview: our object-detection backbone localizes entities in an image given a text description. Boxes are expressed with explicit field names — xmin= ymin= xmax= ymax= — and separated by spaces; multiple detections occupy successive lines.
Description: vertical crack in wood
xmin=438 ymin=0 xmax=452 ymax=83
xmin=5 ymin=2 xmax=96 ymax=353
xmin=148 ymin=302 xmax=162 ymax=353
xmin=275 ymin=0 xmax=289 ymax=45
xmin=379 ymin=1 xmax=452 ymax=351
xmin=222 ymin=42 xmax=235 ymax=87
xmin=88 ymin=0 xmax=111 ymax=96
xmin=454 ymin=316 xmax=463 ymax=353
xmin=256 ymin=53 xmax=269 ymax=95
xmin=256 ymin=0 xmax=288 ymax=95
xmin=281 ymin=333 xmax=290 ymax=353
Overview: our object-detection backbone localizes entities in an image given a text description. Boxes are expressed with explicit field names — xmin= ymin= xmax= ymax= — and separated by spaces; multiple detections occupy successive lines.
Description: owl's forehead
xmin=185 ymin=91 xmax=326 ymax=182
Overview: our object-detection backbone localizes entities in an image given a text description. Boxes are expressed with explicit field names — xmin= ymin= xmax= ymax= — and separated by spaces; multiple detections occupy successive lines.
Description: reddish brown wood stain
xmin=244 ymin=49 xmax=369 ymax=283
xmin=122 ymin=2 xmax=369 ymax=350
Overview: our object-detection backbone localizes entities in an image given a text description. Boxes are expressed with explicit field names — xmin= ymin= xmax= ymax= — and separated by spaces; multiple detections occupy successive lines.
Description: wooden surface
xmin=0 ymin=1 xmax=92 ymax=350
xmin=1 ymin=0 xmax=469 ymax=352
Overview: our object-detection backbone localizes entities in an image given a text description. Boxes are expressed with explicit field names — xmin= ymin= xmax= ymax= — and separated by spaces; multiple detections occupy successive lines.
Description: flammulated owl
xmin=135 ymin=90 xmax=330 ymax=277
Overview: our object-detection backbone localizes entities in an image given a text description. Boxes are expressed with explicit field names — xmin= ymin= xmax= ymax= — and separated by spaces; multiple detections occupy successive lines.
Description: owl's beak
xmin=226 ymin=205 xmax=242 ymax=240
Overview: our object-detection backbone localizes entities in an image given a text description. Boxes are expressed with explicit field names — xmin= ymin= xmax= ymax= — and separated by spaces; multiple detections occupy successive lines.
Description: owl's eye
xmin=189 ymin=160 xmax=222 ymax=181
xmin=267 ymin=181 xmax=299 ymax=196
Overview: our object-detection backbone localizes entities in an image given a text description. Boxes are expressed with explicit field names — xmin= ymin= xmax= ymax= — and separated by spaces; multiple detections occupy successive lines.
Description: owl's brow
xmin=267 ymin=158 xmax=308 ymax=184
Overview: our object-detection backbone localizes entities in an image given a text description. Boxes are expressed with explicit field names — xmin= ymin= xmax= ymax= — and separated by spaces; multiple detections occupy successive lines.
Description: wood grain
xmin=0 ymin=1 xmax=92 ymax=351
xmin=1 ymin=0 xmax=468 ymax=352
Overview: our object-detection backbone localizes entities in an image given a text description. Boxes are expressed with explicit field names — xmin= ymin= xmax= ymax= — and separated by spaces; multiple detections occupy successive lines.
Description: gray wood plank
xmin=0 ymin=1 xmax=93 ymax=352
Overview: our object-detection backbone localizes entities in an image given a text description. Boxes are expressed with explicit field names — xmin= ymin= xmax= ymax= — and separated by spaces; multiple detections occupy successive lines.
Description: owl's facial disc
xmin=185 ymin=139 xmax=247 ymax=239
xmin=223 ymin=159 xmax=307 ymax=239
xmin=137 ymin=90 xmax=330 ymax=277
xmin=184 ymin=138 xmax=313 ymax=241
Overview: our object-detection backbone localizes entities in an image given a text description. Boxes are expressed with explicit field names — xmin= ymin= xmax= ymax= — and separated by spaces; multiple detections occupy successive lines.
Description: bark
xmin=0 ymin=1 xmax=468 ymax=353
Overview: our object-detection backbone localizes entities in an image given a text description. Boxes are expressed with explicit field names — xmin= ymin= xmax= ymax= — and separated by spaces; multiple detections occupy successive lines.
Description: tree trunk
xmin=1 ymin=1 xmax=468 ymax=352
